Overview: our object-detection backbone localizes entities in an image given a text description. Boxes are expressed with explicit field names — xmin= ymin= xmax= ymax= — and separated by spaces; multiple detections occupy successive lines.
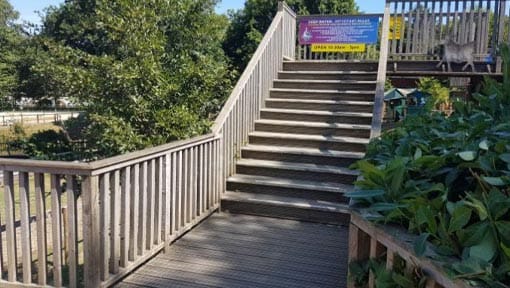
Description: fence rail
xmin=0 ymin=111 xmax=81 ymax=126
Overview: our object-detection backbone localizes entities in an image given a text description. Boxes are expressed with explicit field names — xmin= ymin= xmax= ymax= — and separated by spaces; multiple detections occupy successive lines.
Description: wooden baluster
xmin=3 ymin=171 xmax=16 ymax=282
xmin=110 ymin=171 xmax=121 ymax=274
xmin=51 ymin=174 xmax=63 ymax=286
xmin=368 ymin=238 xmax=385 ymax=288
xmin=138 ymin=162 xmax=147 ymax=254
xmin=99 ymin=173 xmax=110 ymax=281
xmin=171 ymin=152 xmax=178 ymax=235
xmin=120 ymin=166 xmax=131 ymax=267
xmin=154 ymin=157 xmax=162 ymax=244
xmin=19 ymin=172 xmax=32 ymax=284
xmin=34 ymin=173 xmax=47 ymax=285
xmin=163 ymin=154 xmax=171 ymax=252
xmin=129 ymin=164 xmax=139 ymax=260
xmin=147 ymin=160 xmax=155 ymax=249
xmin=66 ymin=175 xmax=78 ymax=288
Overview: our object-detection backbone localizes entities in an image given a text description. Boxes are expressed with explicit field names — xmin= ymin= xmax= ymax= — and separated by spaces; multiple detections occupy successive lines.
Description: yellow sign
xmin=389 ymin=17 xmax=403 ymax=40
xmin=311 ymin=43 xmax=366 ymax=53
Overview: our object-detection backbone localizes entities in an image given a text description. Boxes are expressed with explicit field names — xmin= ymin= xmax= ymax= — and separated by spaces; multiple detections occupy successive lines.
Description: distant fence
xmin=0 ymin=111 xmax=82 ymax=126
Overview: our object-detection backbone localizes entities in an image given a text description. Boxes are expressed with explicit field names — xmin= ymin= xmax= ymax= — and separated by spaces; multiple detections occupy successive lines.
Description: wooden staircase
xmin=221 ymin=61 xmax=377 ymax=224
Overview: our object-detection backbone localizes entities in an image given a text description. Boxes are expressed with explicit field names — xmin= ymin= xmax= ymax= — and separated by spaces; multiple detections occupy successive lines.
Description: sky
xmin=10 ymin=0 xmax=385 ymax=25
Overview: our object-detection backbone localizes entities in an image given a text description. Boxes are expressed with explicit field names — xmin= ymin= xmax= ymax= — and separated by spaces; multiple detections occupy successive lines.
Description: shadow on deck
xmin=115 ymin=213 xmax=348 ymax=288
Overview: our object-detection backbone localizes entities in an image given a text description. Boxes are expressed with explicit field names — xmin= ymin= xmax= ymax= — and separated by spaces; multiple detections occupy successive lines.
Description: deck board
xmin=115 ymin=213 xmax=348 ymax=288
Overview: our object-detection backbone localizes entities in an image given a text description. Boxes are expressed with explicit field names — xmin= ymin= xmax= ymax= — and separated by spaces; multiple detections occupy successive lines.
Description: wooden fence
xmin=0 ymin=2 xmax=296 ymax=288
xmin=386 ymin=0 xmax=510 ymax=72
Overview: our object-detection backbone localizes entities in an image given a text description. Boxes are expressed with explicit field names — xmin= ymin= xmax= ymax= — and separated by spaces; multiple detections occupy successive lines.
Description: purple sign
xmin=299 ymin=16 xmax=379 ymax=45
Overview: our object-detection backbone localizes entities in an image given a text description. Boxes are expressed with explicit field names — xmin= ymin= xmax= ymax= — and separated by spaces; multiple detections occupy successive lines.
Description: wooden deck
xmin=115 ymin=213 xmax=349 ymax=288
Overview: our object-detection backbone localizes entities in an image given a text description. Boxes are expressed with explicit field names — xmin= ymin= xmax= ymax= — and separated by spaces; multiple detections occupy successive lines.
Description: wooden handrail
xmin=211 ymin=13 xmax=284 ymax=133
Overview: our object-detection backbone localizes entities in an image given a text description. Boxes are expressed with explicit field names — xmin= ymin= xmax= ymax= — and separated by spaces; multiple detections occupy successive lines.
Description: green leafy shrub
xmin=23 ymin=129 xmax=73 ymax=160
xmin=349 ymin=46 xmax=510 ymax=287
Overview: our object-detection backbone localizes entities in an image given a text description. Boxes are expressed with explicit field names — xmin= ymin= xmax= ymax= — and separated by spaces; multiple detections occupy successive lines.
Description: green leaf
xmin=413 ymin=233 xmax=429 ymax=257
xmin=414 ymin=148 xmax=422 ymax=160
xmin=469 ymin=230 xmax=497 ymax=262
xmin=416 ymin=206 xmax=437 ymax=234
xmin=496 ymin=221 xmax=510 ymax=245
xmin=458 ymin=222 xmax=489 ymax=247
xmin=345 ymin=190 xmax=385 ymax=198
xmin=369 ymin=202 xmax=406 ymax=212
xmin=482 ymin=176 xmax=506 ymax=186
xmin=449 ymin=205 xmax=472 ymax=233
xmin=501 ymin=242 xmax=510 ymax=258
xmin=499 ymin=153 xmax=510 ymax=164
xmin=488 ymin=189 xmax=510 ymax=220
xmin=457 ymin=151 xmax=477 ymax=161
xmin=479 ymin=140 xmax=490 ymax=151
xmin=464 ymin=196 xmax=488 ymax=221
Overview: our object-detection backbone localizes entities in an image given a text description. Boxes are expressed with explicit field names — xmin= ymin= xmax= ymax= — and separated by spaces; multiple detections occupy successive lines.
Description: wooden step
xmin=235 ymin=159 xmax=359 ymax=184
xmin=248 ymin=132 xmax=369 ymax=152
xmin=270 ymin=88 xmax=375 ymax=101
xmin=241 ymin=145 xmax=364 ymax=166
xmin=278 ymin=71 xmax=378 ymax=81
xmin=265 ymin=98 xmax=373 ymax=113
xmin=260 ymin=108 xmax=373 ymax=125
xmin=221 ymin=191 xmax=351 ymax=224
xmin=254 ymin=119 xmax=371 ymax=138
xmin=273 ymin=79 xmax=377 ymax=90
xmin=283 ymin=60 xmax=378 ymax=72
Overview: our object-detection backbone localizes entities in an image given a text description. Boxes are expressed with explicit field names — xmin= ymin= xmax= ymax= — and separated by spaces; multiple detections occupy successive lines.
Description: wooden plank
xmin=120 ymin=166 xmax=131 ymax=267
xmin=129 ymin=164 xmax=139 ymax=260
xmin=65 ymin=175 xmax=78 ymax=288
xmin=183 ymin=150 xmax=189 ymax=226
xmin=163 ymin=154 xmax=171 ymax=252
xmin=138 ymin=162 xmax=147 ymax=255
xmin=154 ymin=157 xmax=162 ymax=244
xmin=51 ymin=174 xmax=63 ymax=286
xmin=34 ymin=173 xmax=47 ymax=285
xmin=176 ymin=151 xmax=183 ymax=231
xmin=368 ymin=238 xmax=386 ymax=287
xmin=110 ymin=171 xmax=121 ymax=274
xmin=19 ymin=172 xmax=32 ymax=284
xmin=147 ymin=159 xmax=155 ymax=250
xmin=99 ymin=172 xmax=110 ymax=281
xmin=3 ymin=171 xmax=16 ymax=282
xmin=82 ymin=175 xmax=101 ymax=288
xmin=370 ymin=3 xmax=392 ymax=138
xmin=170 ymin=153 xmax=177 ymax=236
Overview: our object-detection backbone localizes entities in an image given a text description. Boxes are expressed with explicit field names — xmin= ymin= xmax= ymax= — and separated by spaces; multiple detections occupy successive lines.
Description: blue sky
xmin=10 ymin=0 xmax=385 ymax=24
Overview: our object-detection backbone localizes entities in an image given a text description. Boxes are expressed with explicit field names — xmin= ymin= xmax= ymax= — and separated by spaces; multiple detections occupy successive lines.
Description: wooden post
xmin=370 ymin=2 xmax=391 ymax=139
xmin=82 ymin=175 xmax=101 ymax=288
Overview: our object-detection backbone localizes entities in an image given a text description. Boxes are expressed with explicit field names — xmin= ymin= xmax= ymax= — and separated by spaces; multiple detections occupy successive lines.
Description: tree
xmin=34 ymin=0 xmax=233 ymax=157
xmin=0 ymin=0 xmax=22 ymax=109
xmin=223 ymin=0 xmax=359 ymax=71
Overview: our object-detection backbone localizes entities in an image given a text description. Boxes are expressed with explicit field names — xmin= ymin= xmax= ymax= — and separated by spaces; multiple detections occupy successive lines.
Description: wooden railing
xmin=212 ymin=2 xmax=296 ymax=184
xmin=0 ymin=2 xmax=297 ymax=288
xmin=386 ymin=0 xmax=510 ymax=71
xmin=348 ymin=213 xmax=468 ymax=288
xmin=0 ymin=134 xmax=221 ymax=287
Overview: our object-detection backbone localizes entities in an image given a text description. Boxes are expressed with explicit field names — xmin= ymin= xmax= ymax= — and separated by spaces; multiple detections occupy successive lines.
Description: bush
xmin=349 ymin=46 xmax=510 ymax=287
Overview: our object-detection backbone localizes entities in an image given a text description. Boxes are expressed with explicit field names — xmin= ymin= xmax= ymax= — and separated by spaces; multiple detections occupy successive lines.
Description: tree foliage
xmin=31 ymin=0 xmax=233 ymax=157
xmin=0 ymin=0 xmax=22 ymax=108
xmin=223 ymin=0 xmax=358 ymax=71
